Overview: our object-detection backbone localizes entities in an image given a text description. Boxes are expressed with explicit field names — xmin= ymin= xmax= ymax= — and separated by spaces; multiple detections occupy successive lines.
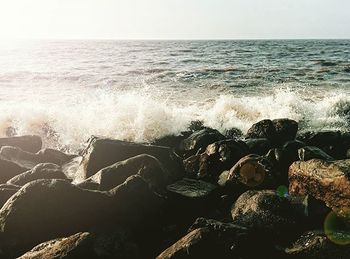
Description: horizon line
xmin=1 ymin=37 xmax=350 ymax=41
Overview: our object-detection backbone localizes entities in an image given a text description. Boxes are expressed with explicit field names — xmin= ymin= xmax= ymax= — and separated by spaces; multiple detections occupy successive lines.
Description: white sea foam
xmin=0 ymin=86 xmax=349 ymax=153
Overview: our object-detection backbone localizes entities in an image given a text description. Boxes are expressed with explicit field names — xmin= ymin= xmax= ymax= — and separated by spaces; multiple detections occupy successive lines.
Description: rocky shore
xmin=0 ymin=119 xmax=349 ymax=258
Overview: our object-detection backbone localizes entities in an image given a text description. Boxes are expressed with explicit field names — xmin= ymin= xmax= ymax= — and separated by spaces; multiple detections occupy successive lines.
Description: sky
xmin=0 ymin=0 xmax=349 ymax=40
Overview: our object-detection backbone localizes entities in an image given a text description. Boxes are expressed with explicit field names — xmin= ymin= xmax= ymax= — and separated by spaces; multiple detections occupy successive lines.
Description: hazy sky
xmin=0 ymin=0 xmax=349 ymax=39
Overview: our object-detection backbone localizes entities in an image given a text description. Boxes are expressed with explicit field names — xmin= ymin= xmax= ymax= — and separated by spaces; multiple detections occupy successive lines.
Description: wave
xmin=0 ymin=87 xmax=349 ymax=153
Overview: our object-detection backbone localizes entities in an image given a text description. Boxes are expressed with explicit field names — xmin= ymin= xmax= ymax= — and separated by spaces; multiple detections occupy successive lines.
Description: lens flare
xmin=276 ymin=185 xmax=289 ymax=198
xmin=324 ymin=208 xmax=350 ymax=245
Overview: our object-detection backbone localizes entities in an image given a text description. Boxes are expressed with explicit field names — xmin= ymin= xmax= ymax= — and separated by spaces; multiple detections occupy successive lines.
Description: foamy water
xmin=0 ymin=40 xmax=349 ymax=152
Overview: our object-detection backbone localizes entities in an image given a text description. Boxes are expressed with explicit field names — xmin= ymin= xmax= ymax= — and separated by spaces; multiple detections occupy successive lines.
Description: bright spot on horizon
xmin=0 ymin=0 xmax=349 ymax=40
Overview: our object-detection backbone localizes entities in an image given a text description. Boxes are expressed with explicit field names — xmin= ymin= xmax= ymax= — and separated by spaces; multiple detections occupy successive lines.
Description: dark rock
xmin=272 ymin=118 xmax=298 ymax=144
xmin=152 ymin=135 xmax=185 ymax=150
xmin=0 ymin=179 xmax=111 ymax=257
xmin=79 ymin=154 xmax=168 ymax=191
xmin=244 ymin=138 xmax=272 ymax=155
xmin=0 ymin=187 xmax=18 ymax=208
xmin=197 ymin=139 xmax=249 ymax=180
xmin=246 ymin=119 xmax=276 ymax=140
xmin=298 ymin=146 xmax=334 ymax=161
xmin=75 ymin=137 xmax=183 ymax=183
xmin=0 ymin=146 xmax=40 ymax=170
xmin=0 ymin=135 xmax=42 ymax=153
xmin=289 ymin=159 xmax=350 ymax=210
xmin=18 ymin=230 xmax=139 ymax=259
xmin=180 ymin=128 xmax=225 ymax=156
xmin=0 ymin=158 xmax=27 ymax=183
xmin=0 ymin=146 xmax=76 ymax=172
xmin=285 ymin=230 xmax=350 ymax=259
xmin=164 ymin=178 xmax=219 ymax=229
xmin=7 ymin=163 xmax=67 ymax=186
xmin=166 ymin=178 xmax=217 ymax=199
xmin=188 ymin=120 xmax=205 ymax=132
xmin=224 ymin=128 xmax=243 ymax=139
xmin=183 ymin=154 xmax=200 ymax=178
xmin=297 ymin=131 xmax=349 ymax=159
xmin=36 ymin=148 xmax=76 ymax=166
xmin=231 ymin=190 xmax=304 ymax=241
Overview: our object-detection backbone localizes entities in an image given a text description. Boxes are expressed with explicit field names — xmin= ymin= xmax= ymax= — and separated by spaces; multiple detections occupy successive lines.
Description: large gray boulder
xmin=78 ymin=154 xmax=168 ymax=191
xmin=7 ymin=163 xmax=67 ymax=186
xmin=0 ymin=136 xmax=42 ymax=153
xmin=75 ymin=137 xmax=183 ymax=183
xmin=0 ymin=158 xmax=27 ymax=183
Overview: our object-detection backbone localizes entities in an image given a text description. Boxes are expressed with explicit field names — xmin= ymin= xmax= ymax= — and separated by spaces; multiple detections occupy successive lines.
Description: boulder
xmin=197 ymin=139 xmax=249 ymax=180
xmin=228 ymin=154 xmax=272 ymax=188
xmin=246 ymin=119 xmax=298 ymax=145
xmin=244 ymin=138 xmax=272 ymax=155
xmin=0 ymin=146 xmax=76 ymax=171
xmin=164 ymin=178 xmax=219 ymax=227
xmin=36 ymin=148 xmax=76 ymax=166
xmin=298 ymin=146 xmax=334 ymax=161
xmin=0 ymin=179 xmax=111 ymax=257
xmin=0 ymin=158 xmax=27 ymax=183
xmin=78 ymin=154 xmax=168 ymax=191
xmin=223 ymin=128 xmax=243 ymax=139
xmin=156 ymin=227 xmax=240 ymax=259
xmin=231 ymin=190 xmax=304 ymax=240
xmin=289 ymin=159 xmax=350 ymax=209
xmin=157 ymin=217 xmax=281 ymax=259
xmin=272 ymin=118 xmax=298 ymax=144
xmin=18 ymin=231 xmax=139 ymax=259
xmin=285 ymin=230 xmax=350 ymax=259
xmin=7 ymin=163 xmax=67 ymax=186
xmin=183 ymin=154 xmax=200 ymax=178
xmin=0 ymin=187 xmax=18 ymax=208
xmin=297 ymin=131 xmax=350 ymax=159
xmin=180 ymin=128 xmax=225 ymax=156
xmin=246 ymin=119 xmax=276 ymax=140
xmin=0 ymin=146 xmax=40 ymax=170
xmin=0 ymin=136 xmax=42 ymax=153
xmin=75 ymin=137 xmax=183 ymax=183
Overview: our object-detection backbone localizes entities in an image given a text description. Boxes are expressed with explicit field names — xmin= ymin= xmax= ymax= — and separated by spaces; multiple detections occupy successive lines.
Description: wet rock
xmin=188 ymin=120 xmax=205 ymax=132
xmin=18 ymin=230 xmax=139 ymax=259
xmin=75 ymin=137 xmax=183 ymax=183
xmin=231 ymin=190 xmax=304 ymax=240
xmin=285 ymin=230 xmax=350 ymax=259
xmin=167 ymin=178 xmax=217 ymax=199
xmin=180 ymin=128 xmax=225 ymax=156
xmin=183 ymin=154 xmax=200 ymax=178
xmin=197 ymin=139 xmax=249 ymax=180
xmin=0 ymin=146 xmax=41 ymax=170
xmin=298 ymin=146 xmax=334 ymax=161
xmin=0 ymin=135 xmax=42 ymax=153
xmin=36 ymin=148 xmax=76 ymax=166
xmin=289 ymin=159 xmax=350 ymax=209
xmin=272 ymin=118 xmax=298 ymax=144
xmin=297 ymin=131 xmax=349 ymax=159
xmin=164 ymin=178 xmax=219 ymax=227
xmin=246 ymin=119 xmax=276 ymax=140
xmin=156 ymin=226 xmax=240 ymax=259
xmin=79 ymin=154 xmax=168 ymax=191
xmin=228 ymin=154 xmax=272 ymax=188
xmin=0 ymin=179 xmax=110 ymax=257
xmin=0 ymin=158 xmax=27 ymax=183
xmin=7 ymin=163 xmax=67 ymax=186
xmin=224 ymin=128 xmax=243 ymax=139
xmin=244 ymin=138 xmax=272 ymax=155
xmin=0 ymin=187 xmax=18 ymax=208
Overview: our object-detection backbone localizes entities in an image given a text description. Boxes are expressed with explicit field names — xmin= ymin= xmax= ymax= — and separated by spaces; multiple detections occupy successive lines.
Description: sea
xmin=0 ymin=40 xmax=349 ymax=152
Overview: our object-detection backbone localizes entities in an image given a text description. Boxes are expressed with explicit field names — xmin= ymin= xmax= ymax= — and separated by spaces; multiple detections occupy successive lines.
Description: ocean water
xmin=0 ymin=40 xmax=349 ymax=152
